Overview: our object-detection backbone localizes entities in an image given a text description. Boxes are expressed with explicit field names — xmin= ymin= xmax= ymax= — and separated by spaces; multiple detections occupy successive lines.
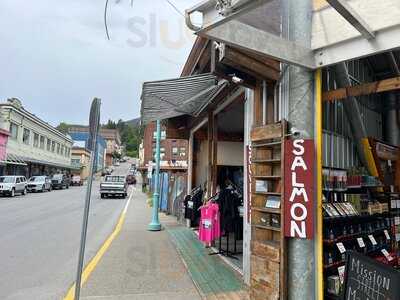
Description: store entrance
xmin=187 ymin=96 xmax=245 ymax=273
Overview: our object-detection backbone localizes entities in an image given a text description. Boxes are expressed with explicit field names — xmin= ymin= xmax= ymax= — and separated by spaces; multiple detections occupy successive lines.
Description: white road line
xmin=123 ymin=189 xmax=133 ymax=214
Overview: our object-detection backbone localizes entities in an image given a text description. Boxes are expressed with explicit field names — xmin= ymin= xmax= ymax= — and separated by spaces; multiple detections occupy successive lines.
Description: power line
xmin=104 ymin=0 xmax=111 ymax=40
xmin=164 ymin=0 xmax=185 ymax=18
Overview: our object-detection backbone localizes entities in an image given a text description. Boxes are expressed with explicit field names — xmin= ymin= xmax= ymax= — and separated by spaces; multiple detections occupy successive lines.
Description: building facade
xmin=140 ymin=121 xmax=188 ymax=169
xmin=69 ymin=131 xmax=106 ymax=173
xmin=71 ymin=146 xmax=91 ymax=179
xmin=68 ymin=126 xmax=121 ymax=167
xmin=141 ymin=1 xmax=400 ymax=298
xmin=0 ymin=98 xmax=74 ymax=177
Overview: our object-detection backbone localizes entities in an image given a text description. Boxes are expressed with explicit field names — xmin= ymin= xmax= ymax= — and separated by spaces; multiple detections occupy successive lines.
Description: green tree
xmin=56 ymin=122 xmax=70 ymax=134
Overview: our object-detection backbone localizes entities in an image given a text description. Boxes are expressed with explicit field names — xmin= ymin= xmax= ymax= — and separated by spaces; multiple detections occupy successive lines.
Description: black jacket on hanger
xmin=218 ymin=188 xmax=241 ymax=233
xmin=184 ymin=189 xmax=203 ymax=227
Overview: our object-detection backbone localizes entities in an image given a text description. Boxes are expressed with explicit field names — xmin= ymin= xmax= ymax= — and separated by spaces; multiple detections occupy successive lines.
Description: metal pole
xmin=148 ymin=120 xmax=161 ymax=231
xmin=74 ymin=138 xmax=98 ymax=300
xmin=282 ymin=0 xmax=316 ymax=299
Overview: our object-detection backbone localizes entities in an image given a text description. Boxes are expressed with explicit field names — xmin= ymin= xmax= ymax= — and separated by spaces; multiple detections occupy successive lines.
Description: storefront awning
xmin=185 ymin=0 xmax=400 ymax=68
xmin=20 ymin=156 xmax=79 ymax=170
xmin=0 ymin=153 xmax=28 ymax=166
xmin=141 ymin=73 xmax=227 ymax=124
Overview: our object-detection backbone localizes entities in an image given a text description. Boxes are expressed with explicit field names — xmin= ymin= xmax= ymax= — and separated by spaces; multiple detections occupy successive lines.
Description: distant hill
xmin=124 ymin=118 xmax=140 ymax=127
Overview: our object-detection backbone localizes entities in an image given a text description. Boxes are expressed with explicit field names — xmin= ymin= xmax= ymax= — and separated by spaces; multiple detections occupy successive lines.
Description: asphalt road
xmin=0 ymin=163 xmax=132 ymax=300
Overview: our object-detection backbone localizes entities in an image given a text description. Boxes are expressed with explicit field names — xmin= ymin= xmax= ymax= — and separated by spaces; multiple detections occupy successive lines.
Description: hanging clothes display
xmin=218 ymin=184 xmax=242 ymax=233
xmin=184 ymin=187 xmax=203 ymax=227
xmin=199 ymin=202 xmax=221 ymax=244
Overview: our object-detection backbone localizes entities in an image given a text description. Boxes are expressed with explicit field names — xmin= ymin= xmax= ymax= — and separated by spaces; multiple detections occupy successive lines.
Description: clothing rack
xmin=208 ymin=186 xmax=243 ymax=259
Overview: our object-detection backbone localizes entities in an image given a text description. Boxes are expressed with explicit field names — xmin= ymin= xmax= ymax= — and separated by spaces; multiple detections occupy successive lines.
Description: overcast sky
xmin=0 ymin=0 xmax=199 ymax=126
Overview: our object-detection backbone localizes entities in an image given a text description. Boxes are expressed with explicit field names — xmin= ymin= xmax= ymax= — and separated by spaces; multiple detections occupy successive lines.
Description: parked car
xmin=51 ymin=174 xmax=70 ymax=189
xmin=126 ymin=174 xmax=136 ymax=185
xmin=100 ymin=175 xmax=128 ymax=198
xmin=71 ymin=175 xmax=83 ymax=186
xmin=27 ymin=176 xmax=52 ymax=192
xmin=0 ymin=176 xmax=27 ymax=197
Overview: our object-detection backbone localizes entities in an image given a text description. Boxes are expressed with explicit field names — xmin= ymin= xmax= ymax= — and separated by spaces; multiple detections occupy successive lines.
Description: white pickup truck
xmin=100 ymin=175 xmax=128 ymax=199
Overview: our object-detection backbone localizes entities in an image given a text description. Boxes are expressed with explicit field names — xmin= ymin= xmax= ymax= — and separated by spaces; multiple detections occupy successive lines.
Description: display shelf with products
xmin=250 ymin=120 xmax=287 ymax=299
xmin=322 ymin=165 xmax=399 ymax=298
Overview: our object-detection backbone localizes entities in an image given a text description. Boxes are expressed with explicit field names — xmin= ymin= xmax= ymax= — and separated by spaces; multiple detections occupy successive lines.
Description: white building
xmin=0 ymin=98 xmax=74 ymax=177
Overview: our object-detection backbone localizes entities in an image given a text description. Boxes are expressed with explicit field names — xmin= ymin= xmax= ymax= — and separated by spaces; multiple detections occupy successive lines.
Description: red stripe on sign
xmin=284 ymin=139 xmax=314 ymax=239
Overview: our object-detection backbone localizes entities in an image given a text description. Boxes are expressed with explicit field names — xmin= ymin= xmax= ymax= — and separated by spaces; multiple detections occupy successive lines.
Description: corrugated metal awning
xmin=140 ymin=73 xmax=227 ymax=124
xmin=0 ymin=153 xmax=28 ymax=166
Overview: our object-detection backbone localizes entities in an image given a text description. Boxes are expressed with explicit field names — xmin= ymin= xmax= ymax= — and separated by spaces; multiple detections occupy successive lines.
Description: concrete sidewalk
xmin=80 ymin=187 xmax=201 ymax=300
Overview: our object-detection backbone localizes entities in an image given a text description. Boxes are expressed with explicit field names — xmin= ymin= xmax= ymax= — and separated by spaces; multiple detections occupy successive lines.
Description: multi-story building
xmin=71 ymin=146 xmax=91 ymax=179
xmin=68 ymin=126 xmax=121 ymax=167
xmin=69 ymin=132 xmax=106 ymax=173
xmin=0 ymin=98 xmax=74 ymax=177
xmin=140 ymin=121 xmax=188 ymax=169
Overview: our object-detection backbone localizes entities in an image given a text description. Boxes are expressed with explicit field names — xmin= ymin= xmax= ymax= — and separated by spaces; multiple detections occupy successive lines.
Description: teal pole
xmin=148 ymin=119 xmax=162 ymax=231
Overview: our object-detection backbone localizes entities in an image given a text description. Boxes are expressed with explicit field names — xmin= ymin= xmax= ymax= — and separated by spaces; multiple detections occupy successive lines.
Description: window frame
xmin=9 ymin=122 xmax=19 ymax=140
xmin=40 ymin=136 xmax=45 ymax=149
xmin=23 ymin=128 xmax=31 ymax=145
xmin=33 ymin=132 xmax=39 ymax=148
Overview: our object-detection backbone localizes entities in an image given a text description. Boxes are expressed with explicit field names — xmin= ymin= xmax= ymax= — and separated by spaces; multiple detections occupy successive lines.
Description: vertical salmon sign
xmin=284 ymin=139 xmax=314 ymax=239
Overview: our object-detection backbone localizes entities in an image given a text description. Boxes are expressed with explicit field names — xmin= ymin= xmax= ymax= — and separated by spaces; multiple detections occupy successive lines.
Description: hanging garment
xmin=184 ymin=189 xmax=203 ymax=227
xmin=218 ymin=188 xmax=241 ymax=233
xmin=199 ymin=202 xmax=221 ymax=243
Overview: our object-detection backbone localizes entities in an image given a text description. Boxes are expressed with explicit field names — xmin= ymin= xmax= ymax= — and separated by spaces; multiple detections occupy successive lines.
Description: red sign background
xmin=284 ymin=139 xmax=314 ymax=239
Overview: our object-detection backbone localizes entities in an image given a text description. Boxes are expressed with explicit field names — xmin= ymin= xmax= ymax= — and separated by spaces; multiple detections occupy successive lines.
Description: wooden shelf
xmin=252 ymin=158 xmax=281 ymax=164
xmin=253 ymin=239 xmax=280 ymax=249
xmin=253 ymin=224 xmax=281 ymax=232
xmin=253 ymin=175 xmax=281 ymax=179
xmin=252 ymin=207 xmax=281 ymax=214
xmin=253 ymin=191 xmax=281 ymax=196
xmin=250 ymin=120 xmax=287 ymax=300
xmin=252 ymin=141 xmax=281 ymax=148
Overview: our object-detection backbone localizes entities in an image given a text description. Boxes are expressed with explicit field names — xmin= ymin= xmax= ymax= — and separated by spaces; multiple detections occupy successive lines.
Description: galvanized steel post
xmin=282 ymin=0 xmax=316 ymax=299
xmin=148 ymin=120 xmax=161 ymax=231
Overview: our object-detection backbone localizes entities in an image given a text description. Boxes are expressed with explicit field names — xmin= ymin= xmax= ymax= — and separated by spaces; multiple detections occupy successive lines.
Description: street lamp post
xmin=148 ymin=119 xmax=161 ymax=231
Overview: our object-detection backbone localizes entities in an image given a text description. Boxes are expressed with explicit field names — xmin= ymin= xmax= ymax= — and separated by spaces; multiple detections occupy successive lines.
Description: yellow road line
xmin=64 ymin=192 xmax=133 ymax=300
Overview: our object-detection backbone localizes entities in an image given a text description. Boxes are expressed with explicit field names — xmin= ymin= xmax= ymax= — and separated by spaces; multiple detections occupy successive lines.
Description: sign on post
xmin=284 ymin=139 xmax=314 ymax=239
xmin=74 ymin=98 xmax=101 ymax=300
xmin=343 ymin=251 xmax=400 ymax=300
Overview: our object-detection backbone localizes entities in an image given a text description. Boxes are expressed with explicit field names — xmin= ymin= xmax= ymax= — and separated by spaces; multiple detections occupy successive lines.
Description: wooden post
xmin=253 ymin=81 xmax=263 ymax=127
xmin=207 ymin=110 xmax=214 ymax=197
xmin=212 ymin=113 xmax=218 ymax=195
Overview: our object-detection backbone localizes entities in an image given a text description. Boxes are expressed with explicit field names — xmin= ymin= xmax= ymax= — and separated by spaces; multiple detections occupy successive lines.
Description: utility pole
xmin=282 ymin=1 xmax=316 ymax=299
xmin=74 ymin=98 xmax=101 ymax=300
xmin=148 ymin=120 xmax=161 ymax=231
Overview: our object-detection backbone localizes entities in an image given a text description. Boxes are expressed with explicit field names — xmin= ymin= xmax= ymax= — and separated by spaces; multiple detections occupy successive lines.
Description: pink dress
xmin=199 ymin=203 xmax=220 ymax=244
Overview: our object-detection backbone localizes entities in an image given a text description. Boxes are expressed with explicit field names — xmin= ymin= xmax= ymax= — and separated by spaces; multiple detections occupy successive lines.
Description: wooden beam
xmin=322 ymin=76 xmax=400 ymax=101
xmin=266 ymin=83 xmax=275 ymax=124
xmin=220 ymin=45 xmax=280 ymax=81
xmin=253 ymin=81 xmax=263 ymax=127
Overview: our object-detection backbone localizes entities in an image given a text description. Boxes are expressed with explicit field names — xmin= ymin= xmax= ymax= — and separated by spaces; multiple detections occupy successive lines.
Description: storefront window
xmin=9 ymin=123 xmax=18 ymax=140
xmin=23 ymin=128 xmax=30 ymax=145
xmin=179 ymin=147 xmax=186 ymax=157
xmin=172 ymin=147 xmax=178 ymax=156
xmin=152 ymin=130 xmax=166 ymax=140
xmin=40 ymin=136 xmax=45 ymax=149
xmin=33 ymin=133 xmax=39 ymax=148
